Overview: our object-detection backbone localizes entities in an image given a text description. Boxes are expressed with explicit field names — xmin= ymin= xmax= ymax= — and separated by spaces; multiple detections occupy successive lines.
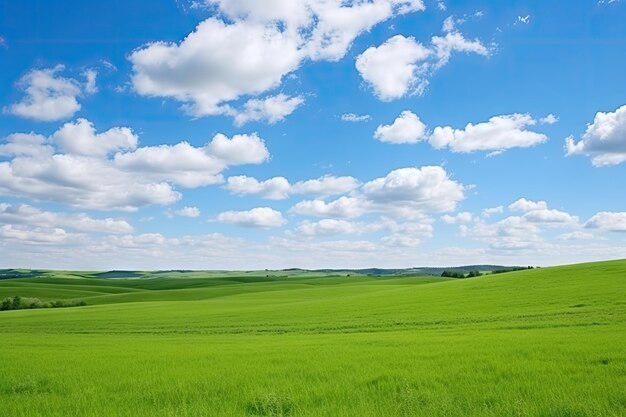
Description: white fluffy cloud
xmin=226 ymin=176 xmax=291 ymax=200
xmin=508 ymin=198 xmax=548 ymax=212
xmin=0 ymin=203 xmax=132 ymax=234
xmin=295 ymin=219 xmax=375 ymax=236
xmin=4 ymin=65 xmax=96 ymax=122
xmin=205 ymin=133 xmax=269 ymax=165
xmin=216 ymin=207 xmax=286 ymax=228
xmin=361 ymin=166 xmax=464 ymax=212
xmin=441 ymin=212 xmax=473 ymax=224
xmin=0 ymin=123 xmax=270 ymax=210
xmin=585 ymin=212 xmax=626 ymax=232
xmin=460 ymin=215 xmax=542 ymax=251
xmin=460 ymin=198 xmax=584 ymax=251
xmin=130 ymin=18 xmax=301 ymax=117
xmin=356 ymin=21 xmax=490 ymax=101
xmin=481 ymin=206 xmax=503 ymax=218
xmin=0 ymin=224 xmax=73 ymax=244
xmin=509 ymin=198 xmax=578 ymax=225
xmin=429 ymin=114 xmax=547 ymax=153
xmin=356 ymin=35 xmax=431 ymax=100
xmin=291 ymin=175 xmax=360 ymax=196
xmin=565 ymin=104 xmax=626 ymax=166
xmin=292 ymin=196 xmax=366 ymax=218
xmin=226 ymin=175 xmax=359 ymax=200
xmin=430 ymin=30 xmax=489 ymax=67
xmin=53 ymin=118 xmax=138 ymax=157
xmin=292 ymin=166 xmax=465 ymax=219
xmin=540 ymin=114 xmax=559 ymax=125
xmin=374 ymin=110 xmax=427 ymax=144
xmin=293 ymin=217 xmax=433 ymax=245
xmin=130 ymin=1 xmax=424 ymax=119
xmin=0 ymin=133 xmax=53 ymax=158
xmin=233 ymin=94 xmax=304 ymax=126
xmin=168 ymin=206 xmax=201 ymax=218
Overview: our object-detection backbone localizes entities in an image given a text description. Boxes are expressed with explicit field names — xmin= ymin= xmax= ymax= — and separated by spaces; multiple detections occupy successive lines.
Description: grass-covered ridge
xmin=0 ymin=260 xmax=624 ymax=416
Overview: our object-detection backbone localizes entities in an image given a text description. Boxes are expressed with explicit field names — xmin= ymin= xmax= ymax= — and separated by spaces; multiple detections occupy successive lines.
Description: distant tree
xmin=442 ymin=271 xmax=466 ymax=278
xmin=11 ymin=295 xmax=22 ymax=310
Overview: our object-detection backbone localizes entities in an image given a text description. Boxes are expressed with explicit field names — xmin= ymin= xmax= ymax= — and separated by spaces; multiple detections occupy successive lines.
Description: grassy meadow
xmin=0 ymin=260 xmax=625 ymax=416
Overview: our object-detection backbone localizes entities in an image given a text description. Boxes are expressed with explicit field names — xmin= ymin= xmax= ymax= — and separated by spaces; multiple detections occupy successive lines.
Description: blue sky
xmin=0 ymin=0 xmax=625 ymax=270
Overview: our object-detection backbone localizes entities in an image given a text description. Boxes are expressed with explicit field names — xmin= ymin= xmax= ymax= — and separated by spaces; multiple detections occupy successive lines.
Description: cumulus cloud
xmin=0 ymin=224 xmax=73 ymax=244
xmin=509 ymin=198 xmax=578 ymax=225
xmin=361 ymin=166 xmax=464 ymax=212
xmin=431 ymin=30 xmax=489 ymax=67
xmin=460 ymin=215 xmax=542 ymax=251
xmin=205 ymin=133 xmax=269 ymax=165
xmin=168 ymin=206 xmax=201 ymax=218
xmin=429 ymin=113 xmax=547 ymax=153
xmin=295 ymin=219 xmax=377 ymax=236
xmin=226 ymin=175 xmax=359 ymax=200
xmin=291 ymin=175 xmax=360 ymax=196
xmin=441 ymin=212 xmax=473 ymax=224
xmin=523 ymin=209 xmax=578 ymax=224
xmin=292 ymin=166 xmax=465 ymax=219
xmin=130 ymin=1 xmax=424 ymax=119
xmin=341 ymin=113 xmax=371 ymax=122
xmin=233 ymin=94 xmax=304 ymax=126
xmin=540 ymin=114 xmax=559 ymax=125
xmin=216 ymin=207 xmax=286 ymax=228
xmin=481 ymin=206 xmax=503 ymax=218
xmin=585 ymin=212 xmax=626 ymax=232
xmin=565 ymin=104 xmax=626 ymax=166
xmin=0 ymin=133 xmax=53 ymax=158
xmin=4 ymin=65 xmax=97 ymax=122
xmin=0 ymin=123 xmax=270 ymax=210
xmin=356 ymin=35 xmax=431 ymax=100
xmin=460 ymin=198 xmax=583 ymax=251
xmin=508 ymin=198 xmax=548 ymax=212
xmin=292 ymin=196 xmax=367 ymax=218
xmin=293 ymin=217 xmax=433 ymax=246
xmin=53 ymin=118 xmax=138 ymax=157
xmin=356 ymin=19 xmax=490 ymax=100
xmin=0 ymin=203 xmax=133 ymax=234
xmin=226 ymin=176 xmax=291 ymax=200
xmin=374 ymin=110 xmax=427 ymax=144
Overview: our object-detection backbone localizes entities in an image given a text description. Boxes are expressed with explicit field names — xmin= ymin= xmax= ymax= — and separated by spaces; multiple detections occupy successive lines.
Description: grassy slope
xmin=0 ymin=261 xmax=624 ymax=417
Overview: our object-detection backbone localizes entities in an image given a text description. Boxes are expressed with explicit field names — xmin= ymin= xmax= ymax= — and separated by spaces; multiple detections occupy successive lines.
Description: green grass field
xmin=0 ymin=260 xmax=624 ymax=417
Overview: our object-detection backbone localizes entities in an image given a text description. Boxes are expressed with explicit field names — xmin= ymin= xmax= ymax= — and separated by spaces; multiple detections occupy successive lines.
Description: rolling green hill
xmin=0 ymin=260 xmax=624 ymax=416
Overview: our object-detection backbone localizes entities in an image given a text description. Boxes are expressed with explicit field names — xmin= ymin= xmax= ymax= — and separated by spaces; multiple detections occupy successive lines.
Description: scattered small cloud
xmin=232 ymin=94 xmax=304 ymax=126
xmin=374 ymin=110 xmax=427 ymax=144
xmin=167 ymin=206 xmax=201 ymax=218
xmin=540 ymin=114 xmax=559 ymax=125
xmin=216 ymin=207 xmax=286 ymax=228
xmin=341 ymin=113 xmax=371 ymax=122
xmin=482 ymin=206 xmax=503 ymax=218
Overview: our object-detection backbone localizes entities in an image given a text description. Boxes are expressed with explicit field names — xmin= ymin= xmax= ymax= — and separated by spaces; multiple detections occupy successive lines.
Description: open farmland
xmin=0 ymin=260 xmax=625 ymax=417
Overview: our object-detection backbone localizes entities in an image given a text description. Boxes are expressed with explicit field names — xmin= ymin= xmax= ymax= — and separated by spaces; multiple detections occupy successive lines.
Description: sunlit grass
xmin=0 ymin=260 xmax=624 ymax=416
